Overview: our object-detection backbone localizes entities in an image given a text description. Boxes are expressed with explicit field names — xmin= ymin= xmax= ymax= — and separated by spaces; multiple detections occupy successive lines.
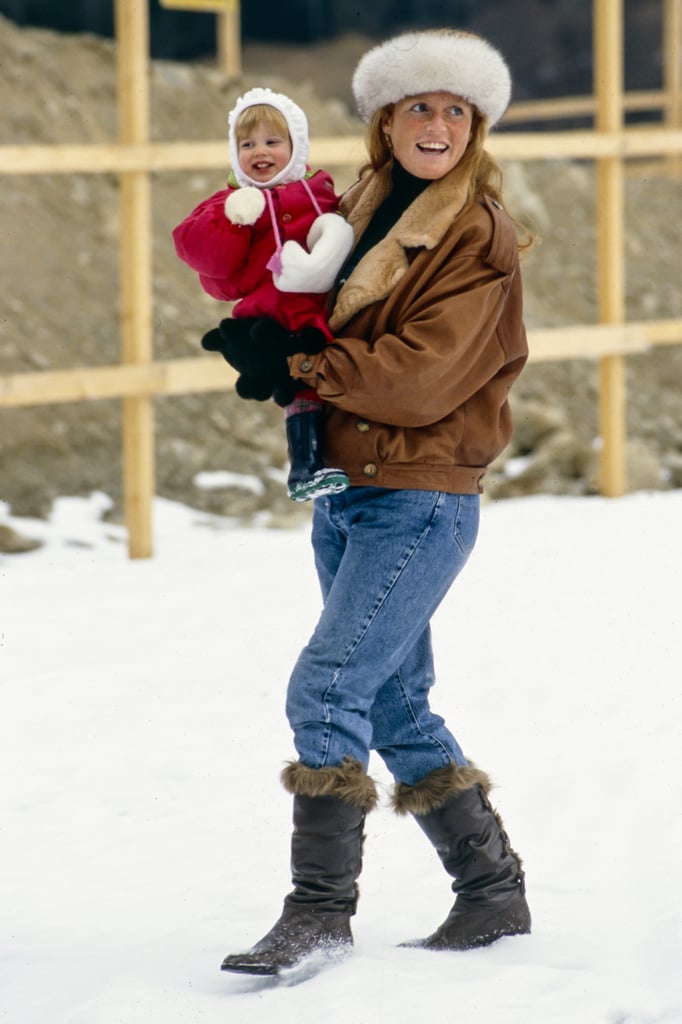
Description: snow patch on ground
xmin=2 ymin=491 xmax=681 ymax=1023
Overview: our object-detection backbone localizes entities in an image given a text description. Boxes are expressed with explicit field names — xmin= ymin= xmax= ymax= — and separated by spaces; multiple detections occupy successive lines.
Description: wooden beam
xmin=504 ymin=89 xmax=671 ymax=122
xmin=158 ymin=0 xmax=235 ymax=9
xmin=663 ymin=0 xmax=682 ymax=125
xmin=0 ymin=358 xmax=236 ymax=408
xmin=663 ymin=0 xmax=682 ymax=174
xmin=116 ymin=0 xmax=154 ymax=558
xmin=217 ymin=2 xmax=241 ymax=77
xmin=527 ymin=324 xmax=646 ymax=362
xmin=8 ymin=321 xmax=682 ymax=410
xmin=638 ymin=317 xmax=682 ymax=345
xmin=2 ymin=129 xmax=682 ymax=178
xmin=158 ymin=0 xmax=241 ymax=75
xmin=594 ymin=0 xmax=627 ymax=498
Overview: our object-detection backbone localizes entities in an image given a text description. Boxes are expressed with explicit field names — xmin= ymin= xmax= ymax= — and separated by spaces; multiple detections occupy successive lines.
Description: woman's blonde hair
xmin=234 ymin=103 xmax=291 ymax=144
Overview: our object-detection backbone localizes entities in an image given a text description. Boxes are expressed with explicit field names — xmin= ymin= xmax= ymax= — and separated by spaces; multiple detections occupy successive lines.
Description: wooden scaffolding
xmin=0 ymin=0 xmax=681 ymax=556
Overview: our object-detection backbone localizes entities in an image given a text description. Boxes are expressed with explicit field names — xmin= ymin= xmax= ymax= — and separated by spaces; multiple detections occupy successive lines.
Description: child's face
xmin=237 ymin=122 xmax=292 ymax=183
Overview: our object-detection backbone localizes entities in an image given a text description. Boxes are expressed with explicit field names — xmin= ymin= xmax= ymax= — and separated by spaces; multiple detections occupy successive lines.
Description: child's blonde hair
xmin=234 ymin=104 xmax=291 ymax=145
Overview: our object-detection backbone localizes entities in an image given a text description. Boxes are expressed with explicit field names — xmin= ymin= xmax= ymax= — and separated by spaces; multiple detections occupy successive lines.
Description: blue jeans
xmin=285 ymin=487 xmax=480 ymax=785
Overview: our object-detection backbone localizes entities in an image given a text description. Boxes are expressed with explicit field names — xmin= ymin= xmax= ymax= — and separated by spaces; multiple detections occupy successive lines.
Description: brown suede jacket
xmin=288 ymin=160 xmax=529 ymax=494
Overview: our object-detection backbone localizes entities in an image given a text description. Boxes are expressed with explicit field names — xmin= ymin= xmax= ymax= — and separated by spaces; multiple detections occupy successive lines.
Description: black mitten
xmin=271 ymin=378 xmax=301 ymax=407
xmin=249 ymin=318 xmax=328 ymax=357
xmin=201 ymin=317 xmax=259 ymax=373
xmin=200 ymin=316 xmax=328 ymax=403
xmin=235 ymin=375 xmax=278 ymax=401
xmin=296 ymin=325 xmax=328 ymax=355
xmin=243 ymin=319 xmax=327 ymax=403
xmin=201 ymin=317 xmax=277 ymax=400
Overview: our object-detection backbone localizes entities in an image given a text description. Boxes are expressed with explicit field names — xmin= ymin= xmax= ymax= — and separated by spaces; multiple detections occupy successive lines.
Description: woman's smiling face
xmin=382 ymin=91 xmax=474 ymax=180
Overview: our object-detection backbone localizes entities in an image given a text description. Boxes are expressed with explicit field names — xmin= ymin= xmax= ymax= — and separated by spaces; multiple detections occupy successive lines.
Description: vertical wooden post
xmin=663 ymin=0 xmax=682 ymax=173
xmin=594 ymin=0 xmax=627 ymax=496
xmin=217 ymin=0 xmax=241 ymax=78
xmin=115 ymin=0 xmax=154 ymax=558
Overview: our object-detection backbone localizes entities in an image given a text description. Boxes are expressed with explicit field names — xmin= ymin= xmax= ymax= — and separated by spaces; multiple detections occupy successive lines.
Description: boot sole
xmin=400 ymin=907 xmax=531 ymax=952
xmin=288 ymin=473 xmax=350 ymax=502
xmin=221 ymin=959 xmax=280 ymax=976
xmin=400 ymin=923 xmax=530 ymax=952
xmin=221 ymin=942 xmax=351 ymax=977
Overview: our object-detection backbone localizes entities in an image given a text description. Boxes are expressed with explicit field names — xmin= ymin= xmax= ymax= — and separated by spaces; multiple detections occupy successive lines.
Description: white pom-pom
xmin=224 ymin=186 xmax=266 ymax=225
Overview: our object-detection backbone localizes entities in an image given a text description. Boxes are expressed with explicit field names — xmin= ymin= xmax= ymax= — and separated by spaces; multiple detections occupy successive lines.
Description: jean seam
xmin=395 ymin=666 xmax=453 ymax=764
xmin=453 ymin=493 xmax=478 ymax=555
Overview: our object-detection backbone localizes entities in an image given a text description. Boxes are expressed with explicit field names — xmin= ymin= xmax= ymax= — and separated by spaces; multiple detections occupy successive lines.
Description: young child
xmin=172 ymin=87 xmax=354 ymax=502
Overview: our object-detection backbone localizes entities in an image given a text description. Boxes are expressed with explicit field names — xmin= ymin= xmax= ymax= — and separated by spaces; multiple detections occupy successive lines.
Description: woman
xmin=217 ymin=29 xmax=531 ymax=975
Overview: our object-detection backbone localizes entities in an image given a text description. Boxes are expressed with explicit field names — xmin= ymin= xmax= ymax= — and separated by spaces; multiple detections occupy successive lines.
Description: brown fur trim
xmin=329 ymin=161 xmax=470 ymax=333
xmin=391 ymin=762 xmax=492 ymax=816
xmin=281 ymin=757 xmax=379 ymax=813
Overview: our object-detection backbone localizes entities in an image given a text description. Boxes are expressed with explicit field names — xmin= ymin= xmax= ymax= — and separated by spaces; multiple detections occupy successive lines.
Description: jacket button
xmin=356 ymin=420 xmax=370 ymax=432
xmin=281 ymin=213 xmax=292 ymax=223
xmin=299 ymin=359 xmax=313 ymax=372
xmin=363 ymin=463 xmax=378 ymax=477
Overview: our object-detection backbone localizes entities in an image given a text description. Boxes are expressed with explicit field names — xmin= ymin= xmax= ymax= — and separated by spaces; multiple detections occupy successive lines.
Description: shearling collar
xmin=329 ymin=160 xmax=470 ymax=332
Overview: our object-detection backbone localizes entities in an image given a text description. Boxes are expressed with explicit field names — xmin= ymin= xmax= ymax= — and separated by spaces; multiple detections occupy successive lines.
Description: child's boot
xmin=286 ymin=410 xmax=349 ymax=502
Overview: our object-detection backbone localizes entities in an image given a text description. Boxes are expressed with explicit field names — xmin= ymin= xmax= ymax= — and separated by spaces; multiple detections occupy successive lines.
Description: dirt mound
xmin=1 ymin=15 xmax=681 ymax=537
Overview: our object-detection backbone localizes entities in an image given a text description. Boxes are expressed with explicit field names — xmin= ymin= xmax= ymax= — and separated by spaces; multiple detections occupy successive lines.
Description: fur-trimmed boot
xmin=393 ymin=763 xmax=531 ymax=951
xmin=285 ymin=410 xmax=349 ymax=502
xmin=220 ymin=758 xmax=377 ymax=975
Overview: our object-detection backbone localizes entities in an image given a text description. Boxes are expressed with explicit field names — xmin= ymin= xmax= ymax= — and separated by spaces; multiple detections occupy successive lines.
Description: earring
xmin=384 ymin=133 xmax=393 ymax=151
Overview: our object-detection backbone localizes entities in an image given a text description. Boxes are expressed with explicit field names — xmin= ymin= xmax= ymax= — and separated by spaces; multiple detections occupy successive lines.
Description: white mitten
xmin=224 ymin=186 xmax=266 ymax=226
xmin=274 ymin=214 xmax=354 ymax=294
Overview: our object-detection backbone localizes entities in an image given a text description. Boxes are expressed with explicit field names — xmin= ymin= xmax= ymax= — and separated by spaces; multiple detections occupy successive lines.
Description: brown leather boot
xmin=393 ymin=763 xmax=531 ymax=951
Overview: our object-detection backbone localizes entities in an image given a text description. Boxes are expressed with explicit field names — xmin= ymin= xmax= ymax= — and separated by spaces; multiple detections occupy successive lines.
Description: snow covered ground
xmin=2 ymin=490 xmax=681 ymax=1024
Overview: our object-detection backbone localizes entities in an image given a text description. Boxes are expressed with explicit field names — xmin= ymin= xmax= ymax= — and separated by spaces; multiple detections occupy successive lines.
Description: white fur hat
xmin=228 ymin=87 xmax=310 ymax=188
xmin=352 ymin=30 xmax=512 ymax=127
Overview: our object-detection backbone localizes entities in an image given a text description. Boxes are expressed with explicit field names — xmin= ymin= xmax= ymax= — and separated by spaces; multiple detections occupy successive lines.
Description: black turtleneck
xmin=336 ymin=160 xmax=431 ymax=287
